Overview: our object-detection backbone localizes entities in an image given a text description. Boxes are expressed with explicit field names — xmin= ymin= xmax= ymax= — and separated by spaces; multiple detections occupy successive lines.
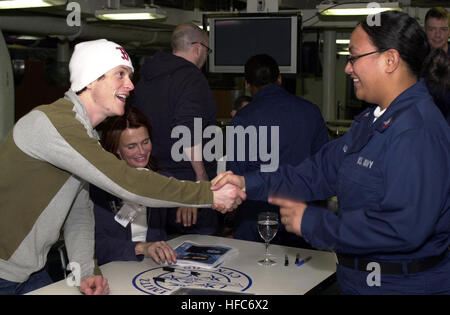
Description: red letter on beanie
xmin=116 ymin=47 xmax=130 ymax=61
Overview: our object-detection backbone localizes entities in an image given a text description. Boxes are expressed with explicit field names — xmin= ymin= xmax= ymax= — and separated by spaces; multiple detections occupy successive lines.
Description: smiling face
xmin=116 ymin=126 xmax=152 ymax=168
xmin=345 ymin=25 xmax=386 ymax=105
xmin=425 ymin=17 xmax=449 ymax=51
xmin=87 ymin=65 xmax=134 ymax=123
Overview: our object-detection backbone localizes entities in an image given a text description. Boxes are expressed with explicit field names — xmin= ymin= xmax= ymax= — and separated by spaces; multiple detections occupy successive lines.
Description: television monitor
xmin=207 ymin=14 xmax=299 ymax=74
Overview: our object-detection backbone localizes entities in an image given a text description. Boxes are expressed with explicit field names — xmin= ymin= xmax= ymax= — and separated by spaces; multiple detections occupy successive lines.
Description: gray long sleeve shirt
xmin=0 ymin=91 xmax=213 ymax=283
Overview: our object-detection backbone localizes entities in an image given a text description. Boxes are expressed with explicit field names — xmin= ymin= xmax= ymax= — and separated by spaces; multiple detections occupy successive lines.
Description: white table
xmin=28 ymin=234 xmax=336 ymax=295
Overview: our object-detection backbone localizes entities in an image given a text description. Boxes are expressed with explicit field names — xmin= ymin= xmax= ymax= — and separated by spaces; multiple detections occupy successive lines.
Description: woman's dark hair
xmin=244 ymin=54 xmax=280 ymax=87
xmin=100 ymin=105 xmax=158 ymax=170
xmin=360 ymin=11 xmax=430 ymax=77
xmin=422 ymin=48 xmax=450 ymax=119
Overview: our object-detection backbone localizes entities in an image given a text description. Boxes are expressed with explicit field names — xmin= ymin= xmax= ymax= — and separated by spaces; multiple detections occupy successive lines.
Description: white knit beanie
xmin=69 ymin=39 xmax=134 ymax=92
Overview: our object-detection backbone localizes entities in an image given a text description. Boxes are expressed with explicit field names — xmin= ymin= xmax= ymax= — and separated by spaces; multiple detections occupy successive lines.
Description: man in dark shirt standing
xmin=227 ymin=54 xmax=329 ymax=246
xmin=133 ymin=23 xmax=218 ymax=235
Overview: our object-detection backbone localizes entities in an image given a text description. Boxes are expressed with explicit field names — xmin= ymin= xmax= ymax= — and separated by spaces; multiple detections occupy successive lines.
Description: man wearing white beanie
xmin=0 ymin=39 xmax=245 ymax=295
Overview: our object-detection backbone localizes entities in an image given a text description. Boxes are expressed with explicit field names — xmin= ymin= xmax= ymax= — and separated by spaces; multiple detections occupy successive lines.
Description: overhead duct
xmin=0 ymin=16 xmax=172 ymax=46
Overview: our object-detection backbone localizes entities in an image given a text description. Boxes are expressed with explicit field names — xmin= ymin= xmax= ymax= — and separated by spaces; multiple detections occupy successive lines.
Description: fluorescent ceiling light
xmin=336 ymin=39 xmax=350 ymax=44
xmin=197 ymin=24 xmax=210 ymax=32
xmin=320 ymin=39 xmax=350 ymax=44
xmin=11 ymin=35 xmax=44 ymax=40
xmin=95 ymin=7 xmax=167 ymax=20
xmin=337 ymin=51 xmax=350 ymax=55
xmin=0 ymin=0 xmax=65 ymax=9
xmin=318 ymin=2 xmax=402 ymax=16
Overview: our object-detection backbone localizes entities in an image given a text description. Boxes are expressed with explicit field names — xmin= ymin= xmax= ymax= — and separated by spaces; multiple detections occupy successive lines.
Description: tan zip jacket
xmin=0 ymin=91 xmax=213 ymax=283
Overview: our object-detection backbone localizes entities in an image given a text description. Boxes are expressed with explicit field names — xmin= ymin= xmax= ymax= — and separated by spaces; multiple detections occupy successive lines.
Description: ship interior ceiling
xmin=0 ymin=0 xmax=449 ymax=138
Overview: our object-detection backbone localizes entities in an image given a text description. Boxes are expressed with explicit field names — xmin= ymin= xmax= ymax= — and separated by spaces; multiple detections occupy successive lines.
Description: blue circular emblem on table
xmin=132 ymin=266 xmax=252 ymax=295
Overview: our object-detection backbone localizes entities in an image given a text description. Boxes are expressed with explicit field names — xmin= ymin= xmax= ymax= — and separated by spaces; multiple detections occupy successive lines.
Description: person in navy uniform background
xmin=230 ymin=95 xmax=252 ymax=118
xmin=227 ymin=54 xmax=328 ymax=247
xmin=213 ymin=11 xmax=450 ymax=294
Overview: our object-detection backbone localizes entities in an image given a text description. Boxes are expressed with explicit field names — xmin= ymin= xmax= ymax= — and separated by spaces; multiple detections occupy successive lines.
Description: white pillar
xmin=322 ymin=30 xmax=336 ymax=122
xmin=0 ymin=30 xmax=14 ymax=142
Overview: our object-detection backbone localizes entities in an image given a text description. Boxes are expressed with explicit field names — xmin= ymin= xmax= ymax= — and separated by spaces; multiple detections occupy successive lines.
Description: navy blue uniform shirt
xmin=246 ymin=80 xmax=450 ymax=262
xmin=227 ymin=84 xmax=328 ymax=175
xmin=227 ymin=84 xmax=328 ymax=246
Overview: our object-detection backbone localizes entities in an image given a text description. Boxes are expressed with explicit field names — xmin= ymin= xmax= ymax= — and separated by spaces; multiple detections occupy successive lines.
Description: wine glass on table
xmin=257 ymin=211 xmax=279 ymax=266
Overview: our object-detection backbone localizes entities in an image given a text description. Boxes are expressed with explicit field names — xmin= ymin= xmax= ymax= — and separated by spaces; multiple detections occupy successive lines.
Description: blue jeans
xmin=0 ymin=268 xmax=53 ymax=295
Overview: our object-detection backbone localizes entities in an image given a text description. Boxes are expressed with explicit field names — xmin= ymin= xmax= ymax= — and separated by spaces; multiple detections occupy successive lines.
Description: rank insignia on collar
xmin=343 ymin=144 xmax=348 ymax=153
xmin=382 ymin=117 xmax=392 ymax=129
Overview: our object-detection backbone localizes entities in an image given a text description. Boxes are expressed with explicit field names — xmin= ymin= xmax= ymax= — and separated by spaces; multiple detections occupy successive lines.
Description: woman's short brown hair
xmin=100 ymin=105 xmax=158 ymax=170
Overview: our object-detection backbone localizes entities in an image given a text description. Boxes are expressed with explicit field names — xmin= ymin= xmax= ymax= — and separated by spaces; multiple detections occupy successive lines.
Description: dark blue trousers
xmin=336 ymin=251 xmax=450 ymax=294
xmin=0 ymin=268 xmax=53 ymax=295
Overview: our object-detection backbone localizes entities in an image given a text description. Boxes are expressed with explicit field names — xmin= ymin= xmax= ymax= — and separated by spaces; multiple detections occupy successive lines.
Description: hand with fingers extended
xmin=269 ymin=196 xmax=307 ymax=236
xmin=211 ymin=182 xmax=246 ymax=213
xmin=211 ymin=171 xmax=246 ymax=191
xmin=176 ymin=206 xmax=198 ymax=227
xmin=136 ymin=241 xmax=177 ymax=264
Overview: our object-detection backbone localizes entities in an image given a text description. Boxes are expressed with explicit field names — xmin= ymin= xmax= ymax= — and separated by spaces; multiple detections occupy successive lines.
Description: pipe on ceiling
xmin=0 ymin=16 xmax=172 ymax=46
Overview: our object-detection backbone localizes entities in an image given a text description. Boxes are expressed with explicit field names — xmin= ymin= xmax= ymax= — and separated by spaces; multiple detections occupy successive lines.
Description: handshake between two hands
xmin=210 ymin=171 xmax=246 ymax=214
xmin=209 ymin=171 xmax=307 ymax=237
xmin=81 ymin=173 xmax=307 ymax=295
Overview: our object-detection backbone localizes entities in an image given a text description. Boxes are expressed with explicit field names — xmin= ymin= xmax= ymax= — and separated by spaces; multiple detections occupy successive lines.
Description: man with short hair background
xmin=132 ymin=23 xmax=219 ymax=235
xmin=227 ymin=54 xmax=329 ymax=247
xmin=425 ymin=7 xmax=449 ymax=54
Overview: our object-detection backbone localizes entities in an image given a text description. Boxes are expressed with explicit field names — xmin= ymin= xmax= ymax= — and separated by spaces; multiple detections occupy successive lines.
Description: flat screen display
xmin=208 ymin=15 xmax=298 ymax=73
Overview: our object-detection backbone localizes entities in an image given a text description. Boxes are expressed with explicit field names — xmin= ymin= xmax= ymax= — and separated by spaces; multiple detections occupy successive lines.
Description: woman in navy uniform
xmin=212 ymin=11 xmax=450 ymax=294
